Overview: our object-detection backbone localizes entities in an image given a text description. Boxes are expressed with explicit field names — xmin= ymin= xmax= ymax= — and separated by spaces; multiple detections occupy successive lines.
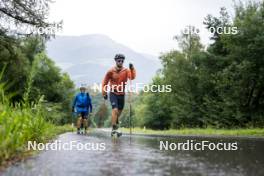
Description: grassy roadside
xmin=0 ymin=75 xmax=73 ymax=169
xmin=121 ymin=127 xmax=264 ymax=137
xmin=0 ymin=124 xmax=72 ymax=171
xmin=42 ymin=124 xmax=72 ymax=141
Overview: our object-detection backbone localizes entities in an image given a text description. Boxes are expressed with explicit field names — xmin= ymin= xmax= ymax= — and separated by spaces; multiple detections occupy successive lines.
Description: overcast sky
xmin=48 ymin=0 xmax=236 ymax=56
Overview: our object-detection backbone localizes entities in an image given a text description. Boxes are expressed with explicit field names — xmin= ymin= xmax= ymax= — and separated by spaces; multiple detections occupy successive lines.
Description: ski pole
xmin=129 ymin=79 xmax=132 ymax=136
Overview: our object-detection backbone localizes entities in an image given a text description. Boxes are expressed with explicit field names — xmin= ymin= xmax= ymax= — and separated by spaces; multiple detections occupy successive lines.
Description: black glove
xmin=72 ymin=107 xmax=75 ymax=112
xmin=103 ymin=94 xmax=108 ymax=100
xmin=129 ymin=63 xmax=134 ymax=70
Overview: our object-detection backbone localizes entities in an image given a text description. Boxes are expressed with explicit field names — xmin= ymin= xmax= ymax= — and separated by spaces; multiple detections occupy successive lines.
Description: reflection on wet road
xmin=3 ymin=130 xmax=264 ymax=176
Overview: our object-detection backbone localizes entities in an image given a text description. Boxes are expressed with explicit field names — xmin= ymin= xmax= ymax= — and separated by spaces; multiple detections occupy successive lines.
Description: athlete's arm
xmin=72 ymin=95 xmax=77 ymax=112
xmin=87 ymin=93 xmax=93 ymax=113
xmin=128 ymin=63 xmax=136 ymax=80
xmin=102 ymin=70 xmax=112 ymax=96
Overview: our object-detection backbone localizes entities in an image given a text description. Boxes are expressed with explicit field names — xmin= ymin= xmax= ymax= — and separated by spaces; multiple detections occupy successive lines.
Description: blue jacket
xmin=72 ymin=93 xmax=93 ymax=113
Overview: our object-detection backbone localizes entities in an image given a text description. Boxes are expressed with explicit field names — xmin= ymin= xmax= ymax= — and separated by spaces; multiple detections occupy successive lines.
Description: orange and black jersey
xmin=102 ymin=66 xmax=136 ymax=96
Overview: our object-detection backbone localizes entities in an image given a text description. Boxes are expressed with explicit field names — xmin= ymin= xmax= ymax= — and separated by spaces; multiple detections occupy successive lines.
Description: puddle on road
xmin=3 ymin=131 xmax=264 ymax=176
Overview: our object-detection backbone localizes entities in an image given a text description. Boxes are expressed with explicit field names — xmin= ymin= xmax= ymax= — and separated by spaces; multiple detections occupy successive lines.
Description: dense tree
xmin=0 ymin=0 xmax=61 ymax=102
xmin=0 ymin=0 xmax=74 ymax=125
xmin=136 ymin=1 xmax=264 ymax=129
xmin=0 ymin=0 xmax=60 ymax=38
xmin=94 ymin=103 xmax=108 ymax=128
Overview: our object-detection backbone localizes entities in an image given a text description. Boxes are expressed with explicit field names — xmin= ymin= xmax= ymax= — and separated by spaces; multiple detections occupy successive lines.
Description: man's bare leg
xmin=116 ymin=110 xmax=122 ymax=124
xmin=83 ymin=118 xmax=88 ymax=134
xmin=77 ymin=116 xmax=82 ymax=134
xmin=112 ymin=108 xmax=118 ymax=127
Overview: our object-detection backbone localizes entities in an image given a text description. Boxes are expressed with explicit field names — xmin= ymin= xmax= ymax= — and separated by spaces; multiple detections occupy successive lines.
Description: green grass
xmin=0 ymin=65 xmax=73 ymax=169
xmin=121 ymin=127 xmax=264 ymax=137
xmin=42 ymin=124 xmax=72 ymax=140
xmin=0 ymin=101 xmax=72 ymax=167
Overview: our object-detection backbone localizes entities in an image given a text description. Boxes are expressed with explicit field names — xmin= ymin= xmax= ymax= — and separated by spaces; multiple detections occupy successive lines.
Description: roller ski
xmin=111 ymin=125 xmax=122 ymax=138
xmin=111 ymin=130 xmax=122 ymax=138
xmin=77 ymin=121 xmax=88 ymax=135
xmin=77 ymin=127 xmax=87 ymax=135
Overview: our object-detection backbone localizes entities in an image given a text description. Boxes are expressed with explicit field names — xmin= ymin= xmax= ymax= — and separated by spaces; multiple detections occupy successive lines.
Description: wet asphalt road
xmin=3 ymin=130 xmax=264 ymax=176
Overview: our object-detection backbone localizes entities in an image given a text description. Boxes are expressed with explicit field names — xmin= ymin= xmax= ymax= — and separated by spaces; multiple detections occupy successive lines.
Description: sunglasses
xmin=116 ymin=59 xmax=124 ymax=63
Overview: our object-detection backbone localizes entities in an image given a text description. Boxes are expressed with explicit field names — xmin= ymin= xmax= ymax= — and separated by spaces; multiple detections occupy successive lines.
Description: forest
xmin=132 ymin=2 xmax=264 ymax=129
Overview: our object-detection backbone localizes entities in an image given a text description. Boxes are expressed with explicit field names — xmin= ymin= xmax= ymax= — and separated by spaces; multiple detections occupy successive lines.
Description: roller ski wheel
xmin=77 ymin=129 xmax=86 ymax=135
xmin=111 ymin=130 xmax=122 ymax=138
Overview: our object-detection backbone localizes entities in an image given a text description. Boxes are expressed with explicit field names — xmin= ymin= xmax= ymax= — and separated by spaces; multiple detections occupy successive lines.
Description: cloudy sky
xmin=48 ymin=0 xmax=236 ymax=56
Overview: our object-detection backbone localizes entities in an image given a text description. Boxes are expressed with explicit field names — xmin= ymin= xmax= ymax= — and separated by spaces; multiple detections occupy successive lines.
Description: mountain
xmin=46 ymin=34 xmax=161 ymax=86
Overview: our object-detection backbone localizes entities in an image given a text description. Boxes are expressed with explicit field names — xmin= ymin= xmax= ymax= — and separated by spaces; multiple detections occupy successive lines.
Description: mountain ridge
xmin=46 ymin=34 xmax=161 ymax=86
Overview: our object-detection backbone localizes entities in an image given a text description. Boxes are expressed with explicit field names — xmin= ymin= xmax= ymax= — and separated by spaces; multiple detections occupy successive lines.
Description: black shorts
xmin=78 ymin=112 xmax=88 ymax=119
xmin=110 ymin=92 xmax=125 ymax=110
